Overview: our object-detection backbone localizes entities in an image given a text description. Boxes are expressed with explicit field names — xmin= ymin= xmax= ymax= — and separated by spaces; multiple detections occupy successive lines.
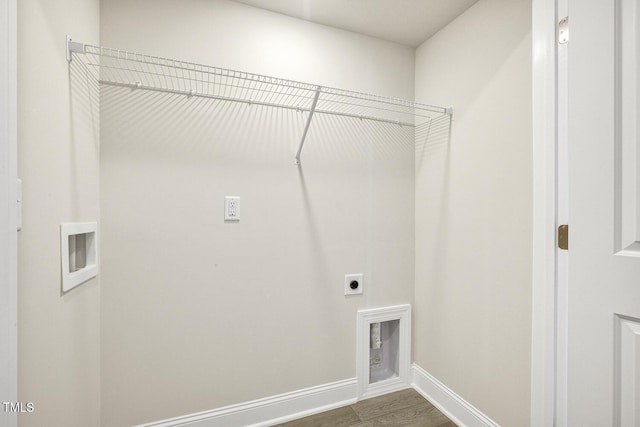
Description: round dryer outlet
xmin=344 ymin=273 xmax=363 ymax=295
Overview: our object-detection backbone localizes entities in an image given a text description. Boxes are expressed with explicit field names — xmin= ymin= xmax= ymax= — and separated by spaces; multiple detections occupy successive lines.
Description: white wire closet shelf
xmin=67 ymin=39 xmax=453 ymax=164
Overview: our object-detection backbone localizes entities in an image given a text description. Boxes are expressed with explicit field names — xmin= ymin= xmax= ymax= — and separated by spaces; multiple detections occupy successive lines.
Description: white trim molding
xmin=530 ymin=0 xmax=558 ymax=426
xmin=137 ymin=364 xmax=499 ymax=427
xmin=356 ymin=304 xmax=411 ymax=399
xmin=136 ymin=378 xmax=358 ymax=427
xmin=60 ymin=222 xmax=99 ymax=292
xmin=0 ymin=0 xmax=18 ymax=425
xmin=411 ymin=364 xmax=500 ymax=427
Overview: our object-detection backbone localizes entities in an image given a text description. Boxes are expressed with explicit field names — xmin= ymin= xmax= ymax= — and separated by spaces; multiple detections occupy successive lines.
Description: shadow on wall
xmin=415 ymin=114 xmax=452 ymax=167
xmin=96 ymin=83 xmax=417 ymax=297
xmin=98 ymin=85 xmax=416 ymax=168
xmin=80 ymin=60 xmax=421 ymax=424
xmin=69 ymin=57 xmax=100 ymax=143
xmin=67 ymin=56 xmax=100 ymax=220
xmin=414 ymin=112 xmax=453 ymax=299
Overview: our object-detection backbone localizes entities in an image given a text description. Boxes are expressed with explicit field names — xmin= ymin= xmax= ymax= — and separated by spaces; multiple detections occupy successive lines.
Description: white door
xmin=565 ymin=0 xmax=640 ymax=425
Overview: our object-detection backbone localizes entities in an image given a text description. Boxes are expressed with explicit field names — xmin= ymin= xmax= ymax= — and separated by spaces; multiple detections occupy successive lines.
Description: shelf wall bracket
xmin=445 ymin=106 xmax=455 ymax=121
xmin=295 ymin=86 xmax=322 ymax=165
xmin=66 ymin=35 xmax=86 ymax=63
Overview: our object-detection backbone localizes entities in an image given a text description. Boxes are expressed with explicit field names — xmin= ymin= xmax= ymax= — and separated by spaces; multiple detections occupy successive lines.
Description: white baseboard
xmin=136 ymin=378 xmax=358 ymax=427
xmin=138 ymin=365 xmax=500 ymax=427
xmin=411 ymin=364 xmax=500 ymax=427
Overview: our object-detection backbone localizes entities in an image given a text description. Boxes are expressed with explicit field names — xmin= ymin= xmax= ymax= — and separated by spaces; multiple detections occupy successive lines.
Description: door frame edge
xmin=0 ymin=0 xmax=18 ymax=425
xmin=531 ymin=0 xmax=558 ymax=426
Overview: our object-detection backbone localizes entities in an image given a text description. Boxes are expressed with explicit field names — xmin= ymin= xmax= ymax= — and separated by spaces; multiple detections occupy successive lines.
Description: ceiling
xmin=230 ymin=0 xmax=480 ymax=47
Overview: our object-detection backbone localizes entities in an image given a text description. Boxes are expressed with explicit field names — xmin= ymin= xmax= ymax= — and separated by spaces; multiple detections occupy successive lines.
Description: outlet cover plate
xmin=224 ymin=196 xmax=240 ymax=221
xmin=345 ymin=273 xmax=363 ymax=296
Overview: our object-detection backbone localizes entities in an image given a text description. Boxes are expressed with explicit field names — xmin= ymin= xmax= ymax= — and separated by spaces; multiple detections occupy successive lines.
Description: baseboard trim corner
xmin=411 ymin=364 xmax=500 ymax=427
xmin=136 ymin=378 xmax=357 ymax=427
xmin=138 ymin=365 xmax=500 ymax=427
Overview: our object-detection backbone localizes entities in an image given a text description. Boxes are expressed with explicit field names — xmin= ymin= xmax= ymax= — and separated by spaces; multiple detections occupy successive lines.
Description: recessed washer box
xmin=60 ymin=222 xmax=98 ymax=292
xmin=357 ymin=304 xmax=411 ymax=399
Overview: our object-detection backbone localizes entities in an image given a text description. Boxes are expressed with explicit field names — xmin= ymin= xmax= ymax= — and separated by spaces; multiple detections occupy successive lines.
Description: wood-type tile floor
xmin=275 ymin=388 xmax=457 ymax=427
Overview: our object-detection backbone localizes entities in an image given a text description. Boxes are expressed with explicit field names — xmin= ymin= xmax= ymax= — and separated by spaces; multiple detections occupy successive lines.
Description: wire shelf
xmin=68 ymin=39 xmax=452 ymax=163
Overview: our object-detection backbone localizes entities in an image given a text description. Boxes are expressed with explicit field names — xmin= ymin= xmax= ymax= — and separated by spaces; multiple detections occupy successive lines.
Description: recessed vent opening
xmin=369 ymin=320 xmax=400 ymax=384
xmin=68 ymin=233 xmax=91 ymax=272
xmin=61 ymin=222 xmax=98 ymax=292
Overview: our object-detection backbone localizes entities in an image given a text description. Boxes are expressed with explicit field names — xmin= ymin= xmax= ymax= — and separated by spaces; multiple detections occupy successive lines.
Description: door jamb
xmin=0 ymin=0 xmax=18 ymax=425
xmin=530 ymin=0 xmax=559 ymax=426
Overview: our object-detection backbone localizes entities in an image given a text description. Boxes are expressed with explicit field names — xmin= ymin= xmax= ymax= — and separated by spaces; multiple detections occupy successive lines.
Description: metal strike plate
xmin=558 ymin=224 xmax=569 ymax=250
xmin=559 ymin=17 xmax=569 ymax=44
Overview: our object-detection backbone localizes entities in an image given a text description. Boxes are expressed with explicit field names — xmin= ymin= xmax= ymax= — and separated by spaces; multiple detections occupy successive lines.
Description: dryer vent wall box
xmin=61 ymin=222 xmax=98 ymax=292
xmin=357 ymin=304 xmax=411 ymax=399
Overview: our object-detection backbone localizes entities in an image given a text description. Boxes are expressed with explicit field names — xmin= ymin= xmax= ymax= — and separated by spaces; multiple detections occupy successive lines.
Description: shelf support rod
xmin=295 ymin=86 xmax=322 ymax=165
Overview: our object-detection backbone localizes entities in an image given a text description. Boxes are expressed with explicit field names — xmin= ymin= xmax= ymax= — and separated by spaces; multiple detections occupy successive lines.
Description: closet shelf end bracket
xmin=445 ymin=106 xmax=455 ymax=121
xmin=66 ymin=36 xmax=86 ymax=63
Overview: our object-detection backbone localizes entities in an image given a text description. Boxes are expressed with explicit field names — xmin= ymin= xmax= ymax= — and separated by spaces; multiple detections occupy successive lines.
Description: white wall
xmin=414 ymin=0 xmax=532 ymax=426
xmin=17 ymin=0 xmax=101 ymax=426
xmin=99 ymin=1 xmax=416 ymax=425
xmin=15 ymin=0 xmax=535 ymax=424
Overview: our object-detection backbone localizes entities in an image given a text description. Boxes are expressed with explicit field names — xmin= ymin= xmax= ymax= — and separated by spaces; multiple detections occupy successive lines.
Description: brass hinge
xmin=559 ymin=17 xmax=569 ymax=44
xmin=558 ymin=224 xmax=569 ymax=250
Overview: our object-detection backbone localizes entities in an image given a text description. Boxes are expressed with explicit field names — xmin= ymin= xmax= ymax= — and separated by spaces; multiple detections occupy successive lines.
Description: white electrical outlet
xmin=224 ymin=196 xmax=240 ymax=221
xmin=345 ymin=273 xmax=363 ymax=296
